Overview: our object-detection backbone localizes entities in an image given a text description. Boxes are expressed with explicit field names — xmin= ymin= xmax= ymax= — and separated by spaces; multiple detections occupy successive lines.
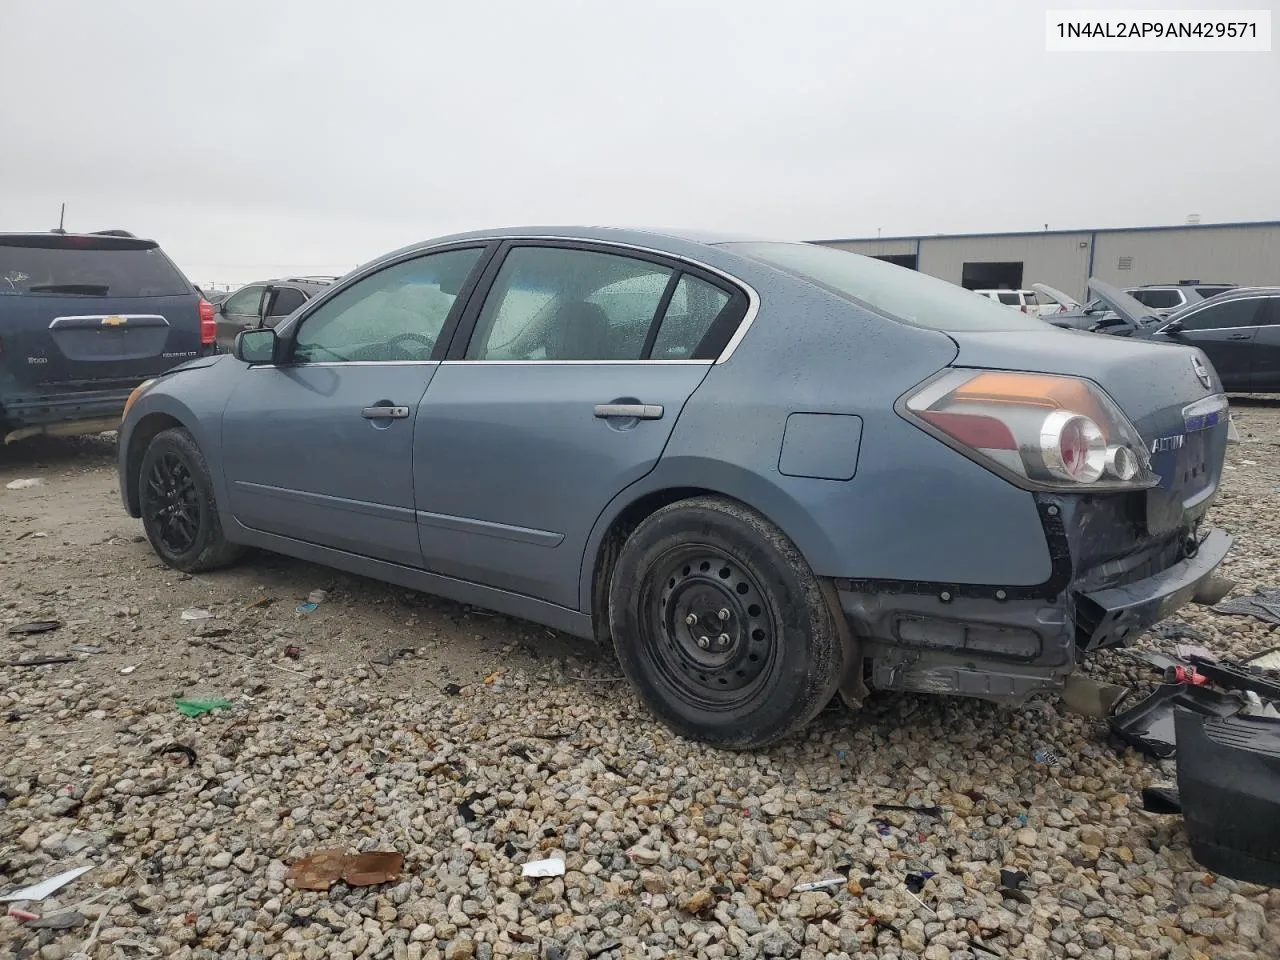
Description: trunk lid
xmin=1 ymin=234 xmax=201 ymax=389
xmin=947 ymin=327 xmax=1228 ymax=537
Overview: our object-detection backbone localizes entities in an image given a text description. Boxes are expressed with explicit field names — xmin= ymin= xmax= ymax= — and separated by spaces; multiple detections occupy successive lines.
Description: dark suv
xmin=213 ymin=276 xmax=336 ymax=350
xmin=1 ymin=230 xmax=212 ymax=444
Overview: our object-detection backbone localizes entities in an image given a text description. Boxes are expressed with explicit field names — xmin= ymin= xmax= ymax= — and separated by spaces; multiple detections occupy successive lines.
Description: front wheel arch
xmin=124 ymin=412 xmax=184 ymax=516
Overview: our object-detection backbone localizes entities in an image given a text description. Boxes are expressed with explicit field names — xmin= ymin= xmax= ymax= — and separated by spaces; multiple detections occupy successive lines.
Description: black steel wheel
xmin=643 ymin=546 xmax=778 ymax=707
xmin=609 ymin=496 xmax=845 ymax=749
xmin=138 ymin=427 xmax=243 ymax=572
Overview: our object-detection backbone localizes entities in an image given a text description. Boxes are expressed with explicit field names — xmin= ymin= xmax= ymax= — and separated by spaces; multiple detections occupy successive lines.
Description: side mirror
xmin=234 ymin=328 xmax=279 ymax=364
xmin=1163 ymin=318 xmax=1184 ymax=335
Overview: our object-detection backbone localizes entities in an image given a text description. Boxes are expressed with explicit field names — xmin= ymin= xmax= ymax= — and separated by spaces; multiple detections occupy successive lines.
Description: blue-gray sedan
xmin=118 ymin=227 xmax=1233 ymax=748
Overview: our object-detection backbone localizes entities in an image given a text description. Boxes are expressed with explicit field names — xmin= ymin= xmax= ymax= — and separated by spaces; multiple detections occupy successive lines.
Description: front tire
xmin=138 ymin=427 xmax=243 ymax=573
xmin=608 ymin=496 xmax=844 ymax=749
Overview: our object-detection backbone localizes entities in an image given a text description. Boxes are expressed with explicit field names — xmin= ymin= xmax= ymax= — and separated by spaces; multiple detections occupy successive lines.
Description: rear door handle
xmin=362 ymin=405 xmax=410 ymax=419
xmin=1226 ymin=332 xmax=1252 ymax=340
xmin=594 ymin=403 xmax=664 ymax=420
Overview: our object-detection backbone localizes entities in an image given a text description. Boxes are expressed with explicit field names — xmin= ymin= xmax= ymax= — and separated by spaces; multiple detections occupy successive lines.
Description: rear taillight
xmin=900 ymin=370 xmax=1157 ymax=492
xmin=199 ymin=298 xmax=216 ymax=345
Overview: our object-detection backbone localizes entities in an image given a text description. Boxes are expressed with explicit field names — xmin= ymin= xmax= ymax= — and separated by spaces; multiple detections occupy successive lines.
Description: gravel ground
xmin=3 ymin=404 xmax=1280 ymax=960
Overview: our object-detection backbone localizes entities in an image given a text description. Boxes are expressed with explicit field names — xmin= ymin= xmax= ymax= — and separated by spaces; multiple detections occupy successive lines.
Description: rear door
xmin=1250 ymin=295 xmax=1280 ymax=391
xmin=264 ymin=286 xmax=308 ymax=328
xmin=1154 ymin=297 xmax=1264 ymax=391
xmin=412 ymin=241 xmax=748 ymax=608
xmin=1 ymin=234 xmax=200 ymax=389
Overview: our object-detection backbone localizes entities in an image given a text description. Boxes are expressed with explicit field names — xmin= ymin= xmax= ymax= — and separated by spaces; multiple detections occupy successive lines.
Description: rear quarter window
xmin=722 ymin=242 xmax=1047 ymax=332
xmin=1 ymin=242 xmax=191 ymax=298
xmin=1130 ymin=289 xmax=1183 ymax=309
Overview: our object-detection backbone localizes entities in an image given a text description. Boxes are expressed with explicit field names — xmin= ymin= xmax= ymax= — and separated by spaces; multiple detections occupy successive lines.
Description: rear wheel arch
xmin=583 ymin=467 xmax=837 ymax=638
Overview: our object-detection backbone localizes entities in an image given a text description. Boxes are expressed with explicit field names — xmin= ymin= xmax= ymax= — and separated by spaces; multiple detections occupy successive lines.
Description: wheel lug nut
xmin=685 ymin=614 xmax=698 ymax=626
xmin=697 ymin=636 xmax=710 ymax=649
xmin=718 ymin=633 xmax=731 ymax=646
xmin=718 ymin=608 xmax=730 ymax=621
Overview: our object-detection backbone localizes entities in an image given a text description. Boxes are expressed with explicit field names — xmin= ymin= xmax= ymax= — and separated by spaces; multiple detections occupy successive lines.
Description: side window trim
xmin=442 ymin=239 xmax=750 ymax=363
xmin=276 ymin=242 xmax=498 ymax=365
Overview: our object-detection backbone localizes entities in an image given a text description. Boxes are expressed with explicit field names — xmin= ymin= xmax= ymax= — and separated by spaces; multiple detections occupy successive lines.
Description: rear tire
xmin=138 ymin=427 xmax=243 ymax=573
xmin=608 ymin=496 xmax=843 ymax=749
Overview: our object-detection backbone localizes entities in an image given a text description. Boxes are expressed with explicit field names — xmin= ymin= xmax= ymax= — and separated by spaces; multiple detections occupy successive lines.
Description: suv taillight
xmin=199 ymin=299 xmax=216 ymax=346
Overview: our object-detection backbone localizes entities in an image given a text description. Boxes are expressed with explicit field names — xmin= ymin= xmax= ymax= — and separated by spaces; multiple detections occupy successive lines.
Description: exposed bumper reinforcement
xmin=1074 ymin=527 xmax=1232 ymax=652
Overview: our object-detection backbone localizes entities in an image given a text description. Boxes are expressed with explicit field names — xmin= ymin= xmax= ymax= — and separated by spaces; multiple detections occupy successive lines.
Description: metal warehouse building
xmin=815 ymin=219 xmax=1280 ymax=301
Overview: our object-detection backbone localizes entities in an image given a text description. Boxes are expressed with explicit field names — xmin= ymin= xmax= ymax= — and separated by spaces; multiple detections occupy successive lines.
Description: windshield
xmin=721 ymin=241 xmax=1047 ymax=332
xmin=0 ymin=242 xmax=191 ymax=298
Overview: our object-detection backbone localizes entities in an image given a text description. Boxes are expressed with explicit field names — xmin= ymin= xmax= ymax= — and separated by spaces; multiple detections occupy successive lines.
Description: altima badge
xmin=1191 ymin=355 xmax=1212 ymax=389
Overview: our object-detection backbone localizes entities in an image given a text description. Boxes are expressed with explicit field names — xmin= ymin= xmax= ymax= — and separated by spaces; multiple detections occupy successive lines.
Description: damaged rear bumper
xmin=833 ymin=525 xmax=1233 ymax=704
xmin=1073 ymin=527 xmax=1233 ymax=651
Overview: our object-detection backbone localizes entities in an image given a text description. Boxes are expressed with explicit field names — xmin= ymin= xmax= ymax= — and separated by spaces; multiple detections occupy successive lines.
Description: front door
xmin=413 ymin=242 xmax=746 ymax=608
xmin=1155 ymin=296 xmax=1266 ymax=392
xmin=220 ymin=247 xmax=489 ymax=567
xmin=215 ymin=284 xmax=265 ymax=351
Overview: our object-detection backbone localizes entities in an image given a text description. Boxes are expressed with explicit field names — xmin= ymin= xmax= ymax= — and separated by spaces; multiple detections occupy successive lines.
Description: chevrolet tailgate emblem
xmin=101 ymin=315 xmax=127 ymax=326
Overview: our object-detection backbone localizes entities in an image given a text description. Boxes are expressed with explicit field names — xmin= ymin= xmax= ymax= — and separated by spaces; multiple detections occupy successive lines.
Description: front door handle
xmin=1226 ymin=332 xmax=1252 ymax=340
xmin=594 ymin=403 xmax=664 ymax=420
xmin=362 ymin=405 xmax=410 ymax=419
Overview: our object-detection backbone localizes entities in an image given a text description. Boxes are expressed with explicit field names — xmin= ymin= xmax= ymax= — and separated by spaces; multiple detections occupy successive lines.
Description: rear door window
xmin=467 ymin=247 xmax=675 ymax=361
xmin=1130 ymin=289 xmax=1183 ymax=309
xmin=1 ymin=241 xmax=190 ymax=298
xmin=1258 ymin=296 xmax=1280 ymax=326
xmin=269 ymin=287 xmax=307 ymax=316
xmin=997 ymin=292 xmax=1020 ymax=305
xmin=1179 ymin=298 xmax=1266 ymax=331
xmin=1194 ymin=286 xmax=1234 ymax=300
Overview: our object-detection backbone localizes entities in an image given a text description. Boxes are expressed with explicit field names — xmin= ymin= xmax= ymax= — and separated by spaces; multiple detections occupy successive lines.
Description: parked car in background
xmin=1081 ymin=283 xmax=1280 ymax=393
xmin=1 ymin=229 xmax=213 ymax=444
xmin=118 ymin=226 xmax=1232 ymax=748
xmin=1038 ymin=280 xmax=1148 ymax=333
xmin=213 ymin=276 xmax=336 ymax=350
xmin=1126 ymin=281 xmax=1238 ymax=316
xmin=973 ymin=288 xmax=1052 ymax=316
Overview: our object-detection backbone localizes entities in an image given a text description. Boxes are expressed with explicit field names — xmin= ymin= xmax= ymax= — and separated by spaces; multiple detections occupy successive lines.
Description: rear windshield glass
xmin=721 ymin=242 xmax=1047 ymax=332
xmin=1 ymin=242 xmax=191 ymax=298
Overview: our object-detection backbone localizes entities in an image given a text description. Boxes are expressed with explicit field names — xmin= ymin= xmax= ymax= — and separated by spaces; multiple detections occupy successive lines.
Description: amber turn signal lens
xmin=121 ymin=379 xmax=155 ymax=423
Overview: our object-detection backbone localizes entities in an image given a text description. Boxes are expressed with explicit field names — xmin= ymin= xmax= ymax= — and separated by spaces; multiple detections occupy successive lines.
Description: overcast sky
xmin=2 ymin=0 xmax=1276 ymax=286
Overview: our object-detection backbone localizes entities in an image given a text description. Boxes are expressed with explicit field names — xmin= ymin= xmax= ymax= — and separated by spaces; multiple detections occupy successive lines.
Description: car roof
xmin=238 ymin=277 xmax=336 ymax=294
xmin=0 ymin=230 xmax=161 ymax=249
xmin=1167 ymin=285 xmax=1280 ymax=319
xmin=372 ymin=225 xmax=766 ymax=259
xmin=1128 ymin=281 xmax=1237 ymax=289
xmin=1193 ymin=285 xmax=1280 ymax=300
